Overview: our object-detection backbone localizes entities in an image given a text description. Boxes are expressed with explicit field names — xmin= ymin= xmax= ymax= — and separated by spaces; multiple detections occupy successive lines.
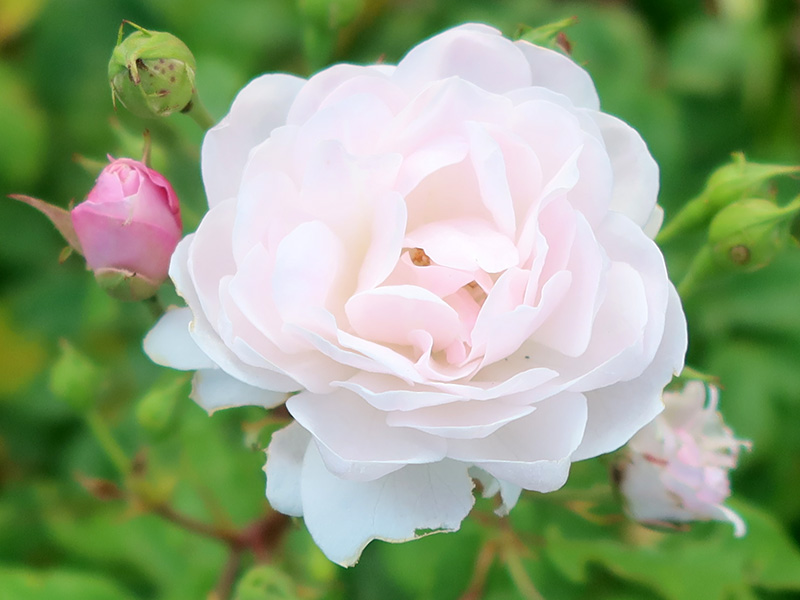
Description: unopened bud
xmin=234 ymin=565 xmax=299 ymax=600
xmin=109 ymin=22 xmax=197 ymax=119
xmin=658 ymin=153 xmax=799 ymax=243
xmin=708 ymin=197 xmax=800 ymax=272
xmin=11 ymin=157 xmax=182 ymax=301
xmin=298 ymin=0 xmax=364 ymax=30
xmin=135 ymin=374 xmax=189 ymax=436
xmin=515 ymin=16 xmax=578 ymax=52
xmin=72 ymin=157 xmax=182 ymax=300
xmin=50 ymin=340 xmax=103 ymax=412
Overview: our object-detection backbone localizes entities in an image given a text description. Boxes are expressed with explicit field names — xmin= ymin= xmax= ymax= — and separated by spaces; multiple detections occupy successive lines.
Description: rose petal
xmin=287 ymin=389 xmax=446 ymax=481
xmin=591 ymin=112 xmax=659 ymax=229
xmin=393 ymin=24 xmax=532 ymax=94
xmin=300 ymin=443 xmax=475 ymax=566
xmin=386 ymin=401 xmax=535 ymax=439
xmin=143 ymin=307 xmax=215 ymax=371
xmin=447 ymin=392 xmax=588 ymax=491
xmin=405 ymin=218 xmax=519 ymax=274
xmin=191 ymin=368 xmax=288 ymax=414
xmin=345 ymin=285 xmax=462 ymax=352
xmin=572 ymin=284 xmax=686 ymax=460
xmin=203 ymin=74 xmax=305 ymax=207
xmin=265 ymin=422 xmax=311 ymax=517
xmin=514 ymin=41 xmax=600 ymax=110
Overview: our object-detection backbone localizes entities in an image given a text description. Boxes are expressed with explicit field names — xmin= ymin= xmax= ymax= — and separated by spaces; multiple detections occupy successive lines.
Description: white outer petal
xmin=191 ymin=369 xmax=288 ymax=414
xmin=265 ymin=422 xmax=310 ymax=517
xmin=300 ymin=443 xmax=475 ymax=566
xmin=143 ymin=307 xmax=215 ymax=371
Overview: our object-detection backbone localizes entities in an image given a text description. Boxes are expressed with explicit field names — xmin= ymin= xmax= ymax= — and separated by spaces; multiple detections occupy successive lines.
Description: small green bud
xmin=515 ymin=17 xmax=578 ymax=51
xmin=49 ymin=340 xmax=103 ymax=412
xmin=135 ymin=374 xmax=189 ymax=436
xmin=109 ymin=22 xmax=197 ymax=119
xmin=233 ymin=566 xmax=299 ymax=600
xmin=658 ymin=153 xmax=800 ymax=244
xmin=298 ymin=0 xmax=364 ymax=30
xmin=708 ymin=197 xmax=800 ymax=272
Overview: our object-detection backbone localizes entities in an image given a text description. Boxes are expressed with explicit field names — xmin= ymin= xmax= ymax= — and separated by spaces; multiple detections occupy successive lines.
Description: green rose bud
xmin=135 ymin=374 xmax=189 ymax=436
xmin=108 ymin=22 xmax=197 ymax=119
xmin=708 ymin=197 xmax=800 ymax=272
xmin=658 ymin=153 xmax=799 ymax=244
xmin=49 ymin=340 xmax=104 ymax=412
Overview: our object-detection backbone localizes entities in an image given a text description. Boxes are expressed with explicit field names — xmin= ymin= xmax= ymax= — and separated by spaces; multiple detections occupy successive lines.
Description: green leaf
xmin=0 ymin=566 xmax=137 ymax=600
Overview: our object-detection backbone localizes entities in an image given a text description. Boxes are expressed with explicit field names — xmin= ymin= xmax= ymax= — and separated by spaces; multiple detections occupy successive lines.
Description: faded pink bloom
xmin=619 ymin=381 xmax=749 ymax=535
xmin=71 ymin=157 xmax=182 ymax=298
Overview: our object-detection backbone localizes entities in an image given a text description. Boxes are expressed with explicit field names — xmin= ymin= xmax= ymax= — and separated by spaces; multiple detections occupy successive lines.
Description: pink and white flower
xmin=618 ymin=381 xmax=749 ymax=535
xmin=144 ymin=23 xmax=687 ymax=565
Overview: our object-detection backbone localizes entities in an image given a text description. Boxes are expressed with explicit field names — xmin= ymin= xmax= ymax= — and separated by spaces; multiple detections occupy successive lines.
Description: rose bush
xmin=144 ymin=23 xmax=687 ymax=565
xmin=618 ymin=381 xmax=749 ymax=535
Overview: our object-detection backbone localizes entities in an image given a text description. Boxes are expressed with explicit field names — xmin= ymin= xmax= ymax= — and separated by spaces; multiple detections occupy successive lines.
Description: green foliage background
xmin=1 ymin=0 xmax=800 ymax=598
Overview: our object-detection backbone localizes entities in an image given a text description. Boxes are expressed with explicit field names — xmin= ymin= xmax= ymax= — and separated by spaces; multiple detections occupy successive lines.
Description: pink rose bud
xmin=11 ymin=158 xmax=182 ymax=301
xmin=71 ymin=158 xmax=182 ymax=300
xmin=616 ymin=381 xmax=750 ymax=536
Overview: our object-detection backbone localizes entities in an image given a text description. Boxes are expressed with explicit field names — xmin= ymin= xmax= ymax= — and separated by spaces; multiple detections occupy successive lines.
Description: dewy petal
xmin=202 ymin=74 xmax=305 ymax=207
xmin=191 ymin=369 xmax=288 ymax=414
xmin=447 ymin=392 xmax=588 ymax=491
xmin=143 ymin=307 xmax=215 ymax=371
xmin=571 ymin=284 xmax=687 ymax=460
xmin=265 ymin=422 xmax=311 ymax=517
xmin=393 ymin=24 xmax=532 ymax=95
xmin=514 ymin=41 xmax=600 ymax=110
xmin=300 ymin=443 xmax=475 ymax=566
xmin=287 ymin=389 xmax=447 ymax=481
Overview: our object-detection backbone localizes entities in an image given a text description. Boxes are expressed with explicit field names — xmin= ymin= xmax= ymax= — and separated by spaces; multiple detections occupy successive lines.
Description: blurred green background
xmin=2 ymin=0 xmax=800 ymax=598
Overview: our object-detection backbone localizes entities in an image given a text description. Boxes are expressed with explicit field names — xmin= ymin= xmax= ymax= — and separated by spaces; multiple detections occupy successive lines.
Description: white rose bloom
xmin=145 ymin=24 xmax=687 ymax=565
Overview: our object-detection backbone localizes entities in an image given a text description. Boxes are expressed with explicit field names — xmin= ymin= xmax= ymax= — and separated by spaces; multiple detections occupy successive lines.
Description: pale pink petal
xmin=393 ymin=24 xmax=532 ymax=94
xmin=345 ymin=285 xmax=461 ymax=352
xmin=572 ymin=284 xmax=686 ymax=460
xmin=287 ymin=389 xmax=447 ymax=481
xmin=300 ymin=444 xmax=474 ymax=566
xmin=334 ymin=372 xmax=460 ymax=411
xmin=448 ymin=392 xmax=588 ymax=491
xmin=202 ymin=74 xmax=305 ymax=207
xmin=386 ymin=401 xmax=535 ymax=439
xmin=590 ymin=112 xmax=660 ymax=228
xmin=514 ymin=41 xmax=600 ymax=110
xmin=404 ymin=218 xmax=518 ymax=273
